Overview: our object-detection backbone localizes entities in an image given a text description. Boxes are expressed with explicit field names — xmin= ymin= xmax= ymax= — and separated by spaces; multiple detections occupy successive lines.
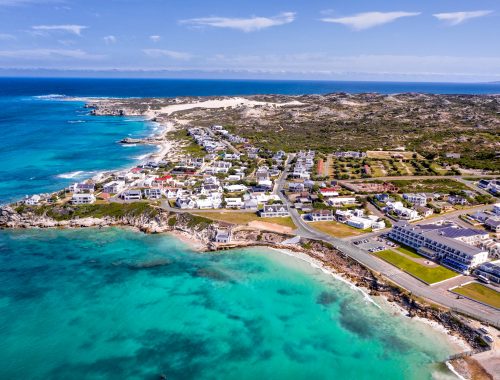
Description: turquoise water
xmin=0 ymin=228 xmax=458 ymax=380
xmin=0 ymin=95 xmax=155 ymax=204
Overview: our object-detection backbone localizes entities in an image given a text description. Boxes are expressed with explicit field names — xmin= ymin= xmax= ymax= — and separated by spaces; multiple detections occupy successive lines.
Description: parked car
xmin=483 ymin=335 xmax=493 ymax=343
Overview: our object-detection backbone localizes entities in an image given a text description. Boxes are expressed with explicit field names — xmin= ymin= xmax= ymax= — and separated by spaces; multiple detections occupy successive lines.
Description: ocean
xmin=0 ymin=228 xmax=460 ymax=380
xmin=0 ymin=95 xmax=156 ymax=205
xmin=0 ymin=77 xmax=489 ymax=379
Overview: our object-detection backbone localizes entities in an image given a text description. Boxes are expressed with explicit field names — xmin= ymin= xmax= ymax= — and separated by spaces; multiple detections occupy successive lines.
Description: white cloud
xmin=0 ymin=48 xmax=103 ymax=60
xmin=149 ymin=35 xmax=161 ymax=42
xmin=32 ymin=24 xmax=88 ymax=36
xmin=143 ymin=49 xmax=192 ymax=60
xmin=322 ymin=11 xmax=420 ymax=31
xmin=433 ymin=11 xmax=492 ymax=26
xmin=103 ymin=35 xmax=117 ymax=44
xmin=180 ymin=12 xmax=295 ymax=32
xmin=0 ymin=33 xmax=16 ymax=40
xmin=202 ymin=53 xmax=500 ymax=79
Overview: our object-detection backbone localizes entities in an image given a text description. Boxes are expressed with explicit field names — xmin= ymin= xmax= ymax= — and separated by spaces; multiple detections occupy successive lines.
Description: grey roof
xmin=485 ymin=218 xmax=500 ymax=227
xmin=424 ymin=230 xmax=485 ymax=256
xmin=478 ymin=260 xmax=500 ymax=275
xmin=394 ymin=222 xmax=486 ymax=257
xmin=438 ymin=227 xmax=488 ymax=238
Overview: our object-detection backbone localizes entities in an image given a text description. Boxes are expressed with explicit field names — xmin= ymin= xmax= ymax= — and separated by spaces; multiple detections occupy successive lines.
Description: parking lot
xmin=352 ymin=235 xmax=399 ymax=253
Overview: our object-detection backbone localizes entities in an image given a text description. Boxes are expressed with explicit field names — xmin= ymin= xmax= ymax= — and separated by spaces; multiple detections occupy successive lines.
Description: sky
xmin=0 ymin=0 xmax=499 ymax=81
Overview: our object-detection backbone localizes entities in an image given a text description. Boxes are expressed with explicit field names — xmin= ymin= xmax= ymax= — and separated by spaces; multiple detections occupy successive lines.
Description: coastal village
xmin=3 ymin=95 xmax=500 ymax=378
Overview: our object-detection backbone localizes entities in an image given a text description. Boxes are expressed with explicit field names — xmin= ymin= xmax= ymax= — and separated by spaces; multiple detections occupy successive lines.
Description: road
xmin=203 ymin=127 xmax=240 ymax=155
xmin=276 ymin=167 xmax=500 ymax=326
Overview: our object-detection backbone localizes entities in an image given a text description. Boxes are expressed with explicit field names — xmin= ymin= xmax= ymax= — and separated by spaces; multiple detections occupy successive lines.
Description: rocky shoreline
xmin=0 ymin=204 xmax=489 ymax=356
xmin=1 ymin=94 xmax=496 ymax=378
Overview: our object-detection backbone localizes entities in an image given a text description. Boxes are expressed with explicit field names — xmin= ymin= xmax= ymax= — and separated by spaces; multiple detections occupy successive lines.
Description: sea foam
xmin=57 ymin=171 xmax=85 ymax=179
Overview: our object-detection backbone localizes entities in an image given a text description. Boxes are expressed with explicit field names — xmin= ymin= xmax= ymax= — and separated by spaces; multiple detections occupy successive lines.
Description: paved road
xmin=276 ymin=169 xmax=500 ymax=325
xmin=203 ymin=127 xmax=240 ymax=155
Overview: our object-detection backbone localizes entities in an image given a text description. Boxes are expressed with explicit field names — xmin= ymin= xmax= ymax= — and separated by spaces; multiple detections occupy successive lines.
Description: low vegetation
xmin=28 ymin=202 xmax=158 ymax=221
xmin=386 ymin=179 xmax=469 ymax=194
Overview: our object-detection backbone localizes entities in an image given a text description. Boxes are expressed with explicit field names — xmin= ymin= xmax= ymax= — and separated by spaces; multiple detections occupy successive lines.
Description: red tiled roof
xmin=155 ymin=175 xmax=172 ymax=181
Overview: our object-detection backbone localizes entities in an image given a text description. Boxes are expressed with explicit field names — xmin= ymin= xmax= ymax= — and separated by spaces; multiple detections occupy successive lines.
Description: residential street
xmin=277 ymin=172 xmax=500 ymax=326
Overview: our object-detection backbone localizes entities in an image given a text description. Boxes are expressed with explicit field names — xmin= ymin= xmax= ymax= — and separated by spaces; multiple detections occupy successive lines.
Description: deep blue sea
xmin=0 ymin=77 xmax=490 ymax=379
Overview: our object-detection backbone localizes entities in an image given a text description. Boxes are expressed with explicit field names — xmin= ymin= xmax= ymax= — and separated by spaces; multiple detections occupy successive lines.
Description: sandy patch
xmin=144 ymin=97 xmax=303 ymax=118
xmin=247 ymin=221 xmax=293 ymax=234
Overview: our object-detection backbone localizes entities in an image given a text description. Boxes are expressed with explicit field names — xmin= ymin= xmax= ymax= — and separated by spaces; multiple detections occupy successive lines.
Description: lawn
xmin=396 ymin=246 xmax=422 ymax=259
xmin=373 ymin=250 xmax=458 ymax=284
xmin=309 ymin=221 xmax=366 ymax=238
xmin=195 ymin=211 xmax=296 ymax=229
xmin=452 ymin=283 xmax=500 ymax=309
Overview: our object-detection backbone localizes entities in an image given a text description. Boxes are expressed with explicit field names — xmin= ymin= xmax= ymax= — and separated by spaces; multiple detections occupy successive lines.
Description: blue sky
xmin=0 ymin=0 xmax=499 ymax=81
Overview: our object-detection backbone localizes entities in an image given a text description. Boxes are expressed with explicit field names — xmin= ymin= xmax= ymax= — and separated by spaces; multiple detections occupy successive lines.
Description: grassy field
xmin=194 ymin=211 xmax=296 ymax=228
xmin=366 ymin=151 xmax=423 ymax=160
xmin=396 ymin=246 xmax=422 ymax=259
xmin=373 ymin=250 xmax=458 ymax=284
xmin=452 ymin=283 xmax=500 ymax=309
xmin=309 ymin=221 xmax=366 ymax=238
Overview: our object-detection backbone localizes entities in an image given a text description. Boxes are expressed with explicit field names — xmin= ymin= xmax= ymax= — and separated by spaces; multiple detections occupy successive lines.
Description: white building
xmin=225 ymin=198 xmax=244 ymax=209
xmin=347 ymin=216 xmax=373 ymax=230
xmin=320 ymin=188 xmax=339 ymax=197
xmin=176 ymin=198 xmax=196 ymax=209
xmin=224 ymin=184 xmax=248 ymax=193
xmin=328 ymin=197 xmax=356 ymax=206
xmin=24 ymin=194 xmax=41 ymax=205
xmin=389 ymin=222 xmax=489 ymax=274
xmin=475 ymin=260 xmax=500 ymax=285
xmin=310 ymin=209 xmax=335 ymax=221
xmin=143 ymin=188 xmax=162 ymax=200
xmin=214 ymin=227 xmax=232 ymax=243
xmin=120 ymin=190 xmax=142 ymax=201
xmin=71 ymin=193 xmax=96 ymax=205
xmin=72 ymin=183 xmax=95 ymax=194
xmin=403 ymin=193 xmax=428 ymax=206
xmin=493 ymin=203 xmax=500 ymax=216
xmin=260 ymin=204 xmax=289 ymax=218
xmin=103 ymin=181 xmax=125 ymax=194
xmin=385 ymin=201 xmax=419 ymax=221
